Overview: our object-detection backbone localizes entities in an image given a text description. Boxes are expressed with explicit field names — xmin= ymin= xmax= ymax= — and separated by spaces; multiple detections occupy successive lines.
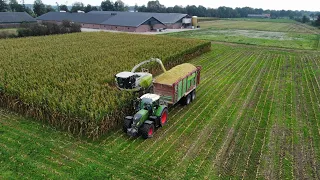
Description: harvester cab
xmin=115 ymin=71 xmax=152 ymax=92
xmin=115 ymin=58 xmax=167 ymax=92
xmin=123 ymin=93 xmax=168 ymax=139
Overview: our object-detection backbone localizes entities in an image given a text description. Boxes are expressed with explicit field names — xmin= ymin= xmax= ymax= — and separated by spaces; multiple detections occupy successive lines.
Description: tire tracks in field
xmin=294 ymin=55 xmax=316 ymax=179
xmin=214 ymin=53 xmax=275 ymax=178
xmin=255 ymin=54 xmax=283 ymax=179
xmin=144 ymin=50 xmax=252 ymax=167
xmin=129 ymin=49 xmax=247 ymax=159
xmin=299 ymin=55 xmax=320 ymax=178
xmin=171 ymin=50 xmax=266 ymax=179
xmin=0 ymin=113 xmax=152 ymax=179
xmin=240 ymin=53 xmax=280 ymax=179
xmin=220 ymin=54 xmax=272 ymax=176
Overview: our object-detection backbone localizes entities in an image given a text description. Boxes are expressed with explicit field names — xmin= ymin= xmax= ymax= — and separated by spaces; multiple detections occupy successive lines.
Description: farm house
xmin=89 ymin=11 xmax=191 ymax=29
xmin=37 ymin=12 xmax=166 ymax=32
xmin=0 ymin=12 xmax=36 ymax=28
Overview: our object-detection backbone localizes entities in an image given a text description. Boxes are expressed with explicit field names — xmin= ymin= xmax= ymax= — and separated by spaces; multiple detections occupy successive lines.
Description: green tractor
xmin=123 ymin=93 xmax=168 ymax=139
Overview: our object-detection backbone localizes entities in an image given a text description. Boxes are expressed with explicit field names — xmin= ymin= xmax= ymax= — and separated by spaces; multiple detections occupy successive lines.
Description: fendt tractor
xmin=115 ymin=58 xmax=202 ymax=139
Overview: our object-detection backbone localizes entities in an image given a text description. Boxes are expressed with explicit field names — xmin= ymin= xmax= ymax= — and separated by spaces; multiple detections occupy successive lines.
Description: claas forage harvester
xmin=115 ymin=58 xmax=201 ymax=139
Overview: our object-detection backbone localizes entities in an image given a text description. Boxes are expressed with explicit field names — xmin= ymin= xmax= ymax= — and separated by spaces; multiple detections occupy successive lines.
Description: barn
xmin=89 ymin=11 xmax=191 ymax=29
xmin=37 ymin=12 xmax=166 ymax=32
xmin=0 ymin=12 xmax=36 ymax=28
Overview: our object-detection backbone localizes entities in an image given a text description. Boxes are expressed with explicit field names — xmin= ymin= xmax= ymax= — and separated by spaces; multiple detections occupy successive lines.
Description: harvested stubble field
xmin=167 ymin=28 xmax=320 ymax=50
xmin=225 ymin=18 xmax=296 ymax=23
xmin=199 ymin=20 xmax=320 ymax=34
xmin=0 ymin=32 xmax=210 ymax=138
xmin=1 ymin=43 xmax=320 ymax=179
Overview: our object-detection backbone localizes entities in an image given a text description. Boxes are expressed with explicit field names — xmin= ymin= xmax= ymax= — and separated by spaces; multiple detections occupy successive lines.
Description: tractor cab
xmin=139 ymin=93 xmax=160 ymax=114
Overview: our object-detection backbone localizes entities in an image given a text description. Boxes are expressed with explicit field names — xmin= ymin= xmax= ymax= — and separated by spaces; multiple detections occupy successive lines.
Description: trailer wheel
xmin=185 ymin=94 xmax=191 ymax=105
xmin=123 ymin=119 xmax=132 ymax=133
xmin=159 ymin=108 xmax=168 ymax=127
xmin=141 ymin=123 xmax=155 ymax=139
xmin=191 ymin=90 xmax=196 ymax=101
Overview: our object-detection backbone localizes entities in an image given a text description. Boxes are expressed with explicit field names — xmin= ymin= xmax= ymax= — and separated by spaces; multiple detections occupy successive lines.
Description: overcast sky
xmin=24 ymin=0 xmax=319 ymax=11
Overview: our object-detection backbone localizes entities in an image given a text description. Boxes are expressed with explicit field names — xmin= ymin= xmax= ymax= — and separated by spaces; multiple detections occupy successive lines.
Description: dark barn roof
xmin=89 ymin=11 xmax=188 ymax=24
xmin=37 ymin=12 xmax=164 ymax=27
xmin=37 ymin=12 xmax=113 ymax=24
xmin=101 ymin=13 xmax=163 ymax=27
xmin=0 ymin=12 xmax=36 ymax=23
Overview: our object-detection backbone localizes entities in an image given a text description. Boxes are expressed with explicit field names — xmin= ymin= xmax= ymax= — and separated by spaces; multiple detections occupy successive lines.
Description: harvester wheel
xmin=191 ymin=90 xmax=196 ymax=101
xmin=123 ymin=119 xmax=132 ymax=133
xmin=185 ymin=94 xmax=191 ymax=105
xmin=141 ymin=123 xmax=155 ymax=139
xmin=159 ymin=108 xmax=168 ymax=127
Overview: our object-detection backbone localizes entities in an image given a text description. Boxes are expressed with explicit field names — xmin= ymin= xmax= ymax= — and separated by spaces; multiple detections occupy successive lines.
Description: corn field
xmin=0 ymin=32 xmax=210 ymax=139
xmin=1 ymin=43 xmax=320 ymax=179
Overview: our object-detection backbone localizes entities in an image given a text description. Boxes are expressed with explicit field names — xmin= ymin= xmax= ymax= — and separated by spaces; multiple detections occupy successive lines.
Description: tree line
xmin=1 ymin=0 xmax=319 ymax=23
xmin=135 ymin=0 xmax=319 ymax=19
xmin=0 ymin=0 xmax=127 ymax=17
xmin=0 ymin=0 xmax=57 ymax=17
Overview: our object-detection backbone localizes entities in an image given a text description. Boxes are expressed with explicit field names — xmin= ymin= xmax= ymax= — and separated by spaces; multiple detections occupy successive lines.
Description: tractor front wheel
xmin=159 ymin=108 xmax=168 ymax=127
xmin=123 ymin=119 xmax=132 ymax=133
xmin=141 ymin=123 xmax=155 ymax=139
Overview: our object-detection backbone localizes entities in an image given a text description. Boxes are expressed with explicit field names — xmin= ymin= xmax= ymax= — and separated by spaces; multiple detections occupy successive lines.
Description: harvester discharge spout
xmin=131 ymin=58 xmax=167 ymax=73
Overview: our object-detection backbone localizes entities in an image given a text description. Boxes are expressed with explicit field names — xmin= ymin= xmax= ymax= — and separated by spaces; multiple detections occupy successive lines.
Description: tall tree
xmin=302 ymin=15 xmax=310 ymax=23
xmin=9 ymin=0 xmax=24 ymax=12
xmin=45 ymin=5 xmax=55 ymax=12
xmin=315 ymin=15 xmax=320 ymax=26
xmin=197 ymin=5 xmax=207 ymax=17
xmin=134 ymin=3 xmax=138 ymax=12
xmin=186 ymin=5 xmax=198 ymax=16
xmin=138 ymin=5 xmax=147 ymax=12
xmin=33 ymin=0 xmax=46 ymax=16
xmin=114 ymin=0 xmax=124 ymax=11
xmin=84 ymin=4 xmax=98 ymax=13
xmin=71 ymin=2 xmax=84 ymax=12
xmin=25 ymin=6 xmax=35 ymax=16
xmin=0 ymin=0 xmax=9 ymax=12
xmin=172 ymin=5 xmax=185 ymax=14
xmin=147 ymin=0 xmax=165 ymax=12
xmin=84 ymin=4 xmax=92 ymax=12
xmin=101 ymin=0 xmax=114 ymax=11
xmin=310 ymin=13 xmax=315 ymax=20
xmin=59 ymin=4 xmax=69 ymax=12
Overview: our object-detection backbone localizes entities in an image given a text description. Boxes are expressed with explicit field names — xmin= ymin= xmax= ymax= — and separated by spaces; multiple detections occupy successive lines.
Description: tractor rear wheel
xmin=123 ymin=119 xmax=132 ymax=133
xmin=141 ymin=123 xmax=155 ymax=139
xmin=159 ymin=108 xmax=168 ymax=127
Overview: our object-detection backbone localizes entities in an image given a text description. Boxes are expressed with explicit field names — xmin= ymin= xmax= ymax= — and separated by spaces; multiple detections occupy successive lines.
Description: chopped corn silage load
xmin=154 ymin=63 xmax=197 ymax=85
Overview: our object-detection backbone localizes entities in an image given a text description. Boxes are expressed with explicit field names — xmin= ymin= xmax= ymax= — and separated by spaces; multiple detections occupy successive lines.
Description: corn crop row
xmin=0 ymin=32 xmax=210 ymax=139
